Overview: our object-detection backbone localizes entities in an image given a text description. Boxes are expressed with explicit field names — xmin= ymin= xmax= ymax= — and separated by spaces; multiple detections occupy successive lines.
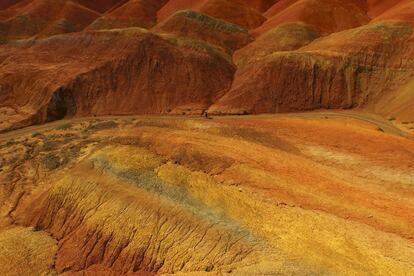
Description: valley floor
xmin=0 ymin=112 xmax=413 ymax=275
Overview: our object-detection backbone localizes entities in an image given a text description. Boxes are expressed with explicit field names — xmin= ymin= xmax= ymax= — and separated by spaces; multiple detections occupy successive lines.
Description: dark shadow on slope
xmin=46 ymin=88 xmax=76 ymax=122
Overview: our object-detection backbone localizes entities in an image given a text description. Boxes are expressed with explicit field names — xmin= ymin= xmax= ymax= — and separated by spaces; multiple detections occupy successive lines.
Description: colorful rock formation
xmin=1 ymin=0 xmax=413 ymax=131
xmin=1 ymin=115 xmax=413 ymax=275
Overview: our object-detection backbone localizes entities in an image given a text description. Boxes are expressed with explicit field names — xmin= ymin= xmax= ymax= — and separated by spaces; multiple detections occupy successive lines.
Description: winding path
xmin=0 ymin=111 xmax=411 ymax=142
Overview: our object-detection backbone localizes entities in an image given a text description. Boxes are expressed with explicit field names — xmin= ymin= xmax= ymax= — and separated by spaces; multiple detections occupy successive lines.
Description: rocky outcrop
xmin=1 ymin=0 xmax=414 ymax=126
xmin=0 ymin=29 xmax=235 ymax=130
xmin=210 ymin=20 xmax=414 ymax=115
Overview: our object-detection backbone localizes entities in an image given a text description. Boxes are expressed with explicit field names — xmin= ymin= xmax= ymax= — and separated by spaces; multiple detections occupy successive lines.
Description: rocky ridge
xmin=1 ymin=0 xmax=414 ymax=131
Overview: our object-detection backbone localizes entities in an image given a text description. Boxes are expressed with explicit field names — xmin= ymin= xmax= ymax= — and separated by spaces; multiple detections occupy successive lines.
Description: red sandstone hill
xmin=0 ymin=0 xmax=22 ymax=10
xmin=252 ymin=0 xmax=370 ymax=36
xmin=0 ymin=0 xmax=413 ymax=131
xmin=88 ymin=0 xmax=168 ymax=30
xmin=0 ymin=29 xmax=234 ymax=130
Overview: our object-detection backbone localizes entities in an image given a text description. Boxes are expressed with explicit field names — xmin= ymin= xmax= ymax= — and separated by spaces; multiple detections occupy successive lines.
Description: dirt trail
xmin=1 ymin=111 xmax=409 ymax=142
xmin=283 ymin=110 xmax=408 ymax=137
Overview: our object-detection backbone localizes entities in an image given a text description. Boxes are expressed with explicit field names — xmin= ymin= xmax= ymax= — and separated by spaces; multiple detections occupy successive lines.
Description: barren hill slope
xmin=0 ymin=28 xmax=234 ymax=131
xmin=0 ymin=0 xmax=413 ymax=127
xmin=1 ymin=1 xmax=414 ymax=275
xmin=1 ymin=114 xmax=414 ymax=275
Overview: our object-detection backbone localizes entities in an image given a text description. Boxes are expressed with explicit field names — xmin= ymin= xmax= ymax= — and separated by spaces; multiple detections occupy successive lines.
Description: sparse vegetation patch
xmin=55 ymin=19 xmax=77 ymax=33
xmin=56 ymin=123 xmax=72 ymax=130
xmin=42 ymin=153 xmax=61 ymax=170
xmin=85 ymin=120 xmax=119 ymax=132
xmin=174 ymin=10 xmax=247 ymax=34
xmin=32 ymin=132 xmax=41 ymax=138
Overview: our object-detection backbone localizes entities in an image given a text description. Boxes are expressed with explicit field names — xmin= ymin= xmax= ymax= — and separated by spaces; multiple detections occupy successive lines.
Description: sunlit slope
xmin=1 ymin=0 xmax=414 ymax=128
xmin=1 ymin=115 xmax=413 ymax=275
